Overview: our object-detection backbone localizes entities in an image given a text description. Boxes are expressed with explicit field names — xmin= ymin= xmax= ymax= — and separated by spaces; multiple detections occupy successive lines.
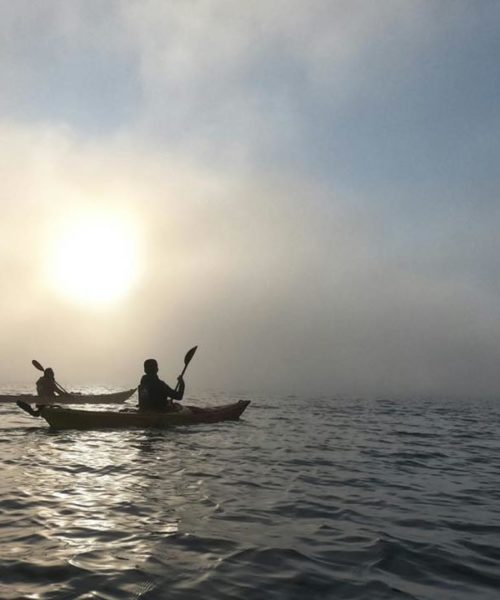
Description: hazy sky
xmin=1 ymin=1 xmax=500 ymax=396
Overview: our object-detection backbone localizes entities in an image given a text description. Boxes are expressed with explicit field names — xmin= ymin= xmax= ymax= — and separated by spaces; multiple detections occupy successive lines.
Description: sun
xmin=47 ymin=215 xmax=141 ymax=306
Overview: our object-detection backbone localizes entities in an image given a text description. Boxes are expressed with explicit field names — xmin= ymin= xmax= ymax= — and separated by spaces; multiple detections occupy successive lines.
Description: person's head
xmin=44 ymin=368 xmax=54 ymax=379
xmin=144 ymin=359 xmax=158 ymax=375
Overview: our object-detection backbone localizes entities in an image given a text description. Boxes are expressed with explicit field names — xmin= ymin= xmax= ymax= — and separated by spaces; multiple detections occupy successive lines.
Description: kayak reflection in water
xmin=138 ymin=358 xmax=185 ymax=412
xmin=17 ymin=367 xmax=66 ymax=417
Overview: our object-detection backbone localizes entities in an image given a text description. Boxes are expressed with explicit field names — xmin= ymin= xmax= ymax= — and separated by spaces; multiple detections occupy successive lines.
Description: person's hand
xmin=177 ymin=375 xmax=184 ymax=384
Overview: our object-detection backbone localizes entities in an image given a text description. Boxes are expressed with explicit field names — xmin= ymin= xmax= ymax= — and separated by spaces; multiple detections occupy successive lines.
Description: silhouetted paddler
xmin=17 ymin=367 xmax=65 ymax=417
xmin=138 ymin=358 xmax=185 ymax=411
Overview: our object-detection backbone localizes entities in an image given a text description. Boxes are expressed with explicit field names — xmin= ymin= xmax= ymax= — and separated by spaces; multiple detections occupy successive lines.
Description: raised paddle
xmin=31 ymin=360 xmax=70 ymax=395
xmin=174 ymin=345 xmax=198 ymax=391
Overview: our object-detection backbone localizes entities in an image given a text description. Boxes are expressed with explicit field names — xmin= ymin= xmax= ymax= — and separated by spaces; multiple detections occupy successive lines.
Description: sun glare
xmin=47 ymin=215 xmax=141 ymax=306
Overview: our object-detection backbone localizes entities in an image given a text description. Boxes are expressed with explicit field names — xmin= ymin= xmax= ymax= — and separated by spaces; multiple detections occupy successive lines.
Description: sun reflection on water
xmin=16 ymin=431 xmax=182 ymax=574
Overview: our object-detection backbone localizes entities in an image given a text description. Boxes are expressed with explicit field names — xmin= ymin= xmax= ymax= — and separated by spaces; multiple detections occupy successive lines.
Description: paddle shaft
xmin=174 ymin=364 xmax=189 ymax=392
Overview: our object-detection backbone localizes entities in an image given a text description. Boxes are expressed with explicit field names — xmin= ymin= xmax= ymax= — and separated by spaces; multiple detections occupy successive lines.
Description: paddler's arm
xmin=164 ymin=376 xmax=185 ymax=401
xmin=54 ymin=382 xmax=68 ymax=396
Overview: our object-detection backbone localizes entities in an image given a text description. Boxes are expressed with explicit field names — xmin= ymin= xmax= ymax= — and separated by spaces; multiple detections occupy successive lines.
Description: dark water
xmin=1 ymin=388 xmax=499 ymax=599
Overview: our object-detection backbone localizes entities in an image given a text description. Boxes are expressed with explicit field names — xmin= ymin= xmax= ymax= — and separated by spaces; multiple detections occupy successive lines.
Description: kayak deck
xmin=2 ymin=389 xmax=136 ymax=405
xmin=40 ymin=400 xmax=251 ymax=430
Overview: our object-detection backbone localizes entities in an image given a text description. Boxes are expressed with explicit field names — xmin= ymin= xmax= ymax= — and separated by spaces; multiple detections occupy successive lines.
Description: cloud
xmin=0 ymin=1 xmax=436 ymax=159
xmin=120 ymin=1 xmax=430 ymax=159
xmin=0 ymin=1 xmax=140 ymax=132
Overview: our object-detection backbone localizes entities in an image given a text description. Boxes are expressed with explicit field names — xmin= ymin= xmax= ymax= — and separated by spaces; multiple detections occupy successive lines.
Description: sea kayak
xmin=40 ymin=400 xmax=250 ymax=430
xmin=2 ymin=389 xmax=136 ymax=405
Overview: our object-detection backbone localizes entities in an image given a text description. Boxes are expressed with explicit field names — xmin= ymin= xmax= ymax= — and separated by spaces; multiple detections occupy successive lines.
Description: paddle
xmin=174 ymin=345 xmax=198 ymax=392
xmin=31 ymin=360 xmax=70 ymax=395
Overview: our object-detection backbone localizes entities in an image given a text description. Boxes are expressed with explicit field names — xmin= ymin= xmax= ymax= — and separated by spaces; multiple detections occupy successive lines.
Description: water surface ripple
xmin=1 ymin=390 xmax=499 ymax=599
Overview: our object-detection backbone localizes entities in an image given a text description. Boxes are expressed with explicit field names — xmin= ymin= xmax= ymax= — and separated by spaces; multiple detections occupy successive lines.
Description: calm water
xmin=1 ymin=387 xmax=499 ymax=599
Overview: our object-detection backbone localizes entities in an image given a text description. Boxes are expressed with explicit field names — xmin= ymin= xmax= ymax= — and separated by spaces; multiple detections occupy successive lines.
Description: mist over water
xmin=1 ymin=387 xmax=499 ymax=599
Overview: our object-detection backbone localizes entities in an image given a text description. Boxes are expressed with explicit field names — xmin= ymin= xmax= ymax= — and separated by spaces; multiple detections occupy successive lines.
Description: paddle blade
xmin=32 ymin=360 xmax=44 ymax=372
xmin=184 ymin=346 xmax=198 ymax=367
